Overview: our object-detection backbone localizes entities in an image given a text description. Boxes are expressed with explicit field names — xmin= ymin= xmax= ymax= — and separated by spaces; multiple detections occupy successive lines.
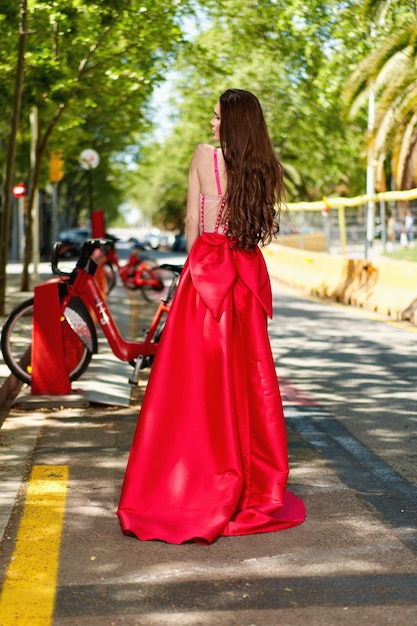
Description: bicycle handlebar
xmin=51 ymin=242 xmax=72 ymax=276
xmin=51 ymin=238 xmax=116 ymax=277
xmin=51 ymin=241 xmax=183 ymax=281
xmin=75 ymin=239 xmax=110 ymax=272
xmin=159 ymin=263 xmax=183 ymax=275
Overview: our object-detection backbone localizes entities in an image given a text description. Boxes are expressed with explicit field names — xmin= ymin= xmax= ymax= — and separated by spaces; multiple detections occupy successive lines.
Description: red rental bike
xmin=104 ymin=241 xmax=168 ymax=302
xmin=0 ymin=239 xmax=182 ymax=386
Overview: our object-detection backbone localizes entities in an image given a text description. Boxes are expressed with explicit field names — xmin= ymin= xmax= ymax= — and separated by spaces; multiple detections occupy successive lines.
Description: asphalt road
xmin=0 ymin=262 xmax=417 ymax=625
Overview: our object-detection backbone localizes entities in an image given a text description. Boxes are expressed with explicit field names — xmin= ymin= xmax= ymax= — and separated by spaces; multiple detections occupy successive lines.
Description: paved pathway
xmin=1 ymin=252 xmax=416 ymax=625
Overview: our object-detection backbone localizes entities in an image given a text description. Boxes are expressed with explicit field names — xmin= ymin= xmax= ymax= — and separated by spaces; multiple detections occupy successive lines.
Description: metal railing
xmin=279 ymin=188 xmax=417 ymax=257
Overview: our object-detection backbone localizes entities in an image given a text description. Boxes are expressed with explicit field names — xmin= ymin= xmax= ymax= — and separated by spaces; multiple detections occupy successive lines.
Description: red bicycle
xmin=104 ymin=242 xmax=168 ymax=302
xmin=1 ymin=239 xmax=182 ymax=386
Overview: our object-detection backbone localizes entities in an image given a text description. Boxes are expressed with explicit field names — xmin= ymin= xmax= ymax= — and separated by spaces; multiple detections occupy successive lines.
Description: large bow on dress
xmin=189 ymin=233 xmax=273 ymax=320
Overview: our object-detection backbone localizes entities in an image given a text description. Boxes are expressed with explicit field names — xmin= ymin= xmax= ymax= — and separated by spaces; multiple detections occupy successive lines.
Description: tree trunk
xmin=20 ymin=104 xmax=66 ymax=291
xmin=0 ymin=0 xmax=27 ymax=315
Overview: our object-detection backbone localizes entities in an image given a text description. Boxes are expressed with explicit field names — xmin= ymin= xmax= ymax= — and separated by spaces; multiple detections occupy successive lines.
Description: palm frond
xmin=343 ymin=26 xmax=416 ymax=113
xmin=363 ymin=0 xmax=395 ymax=23
xmin=395 ymin=112 xmax=417 ymax=186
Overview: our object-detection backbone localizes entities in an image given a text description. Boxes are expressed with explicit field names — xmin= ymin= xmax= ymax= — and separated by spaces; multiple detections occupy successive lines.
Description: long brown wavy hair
xmin=219 ymin=89 xmax=284 ymax=250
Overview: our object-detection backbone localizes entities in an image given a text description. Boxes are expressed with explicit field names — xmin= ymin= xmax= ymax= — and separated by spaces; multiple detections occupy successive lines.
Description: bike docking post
xmin=91 ymin=209 xmax=105 ymax=238
xmin=31 ymin=281 xmax=72 ymax=395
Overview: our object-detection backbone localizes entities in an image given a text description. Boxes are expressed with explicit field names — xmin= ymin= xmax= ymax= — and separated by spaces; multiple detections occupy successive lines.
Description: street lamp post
xmin=365 ymin=78 xmax=376 ymax=260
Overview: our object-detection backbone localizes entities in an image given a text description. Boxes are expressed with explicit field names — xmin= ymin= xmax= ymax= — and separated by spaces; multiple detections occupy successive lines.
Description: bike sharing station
xmin=16 ymin=211 xmax=125 ymax=408
xmin=2 ymin=209 xmax=165 ymax=411
xmin=31 ymin=212 xmax=118 ymax=405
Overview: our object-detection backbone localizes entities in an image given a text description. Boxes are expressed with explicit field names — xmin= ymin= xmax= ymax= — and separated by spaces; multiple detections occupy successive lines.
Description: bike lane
xmin=1 ymin=279 xmax=417 ymax=625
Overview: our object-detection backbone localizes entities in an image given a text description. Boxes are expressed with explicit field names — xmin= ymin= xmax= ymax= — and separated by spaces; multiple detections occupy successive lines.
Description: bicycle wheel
xmin=1 ymin=298 xmax=93 ymax=385
xmin=141 ymin=263 xmax=170 ymax=303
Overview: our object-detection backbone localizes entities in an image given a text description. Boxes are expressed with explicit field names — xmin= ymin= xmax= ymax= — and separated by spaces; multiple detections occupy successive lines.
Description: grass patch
xmin=383 ymin=246 xmax=417 ymax=262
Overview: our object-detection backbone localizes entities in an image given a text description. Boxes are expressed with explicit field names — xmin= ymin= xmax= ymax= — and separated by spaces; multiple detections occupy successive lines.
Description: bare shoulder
xmin=195 ymin=143 xmax=215 ymax=154
xmin=189 ymin=143 xmax=225 ymax=194
xmin=191 ymin=143 xmax=215 ymax=163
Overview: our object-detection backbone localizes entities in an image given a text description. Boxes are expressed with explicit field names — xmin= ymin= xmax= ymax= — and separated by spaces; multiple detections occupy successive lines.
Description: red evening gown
xmin=117 ymin=148 xmax=306 ymax=544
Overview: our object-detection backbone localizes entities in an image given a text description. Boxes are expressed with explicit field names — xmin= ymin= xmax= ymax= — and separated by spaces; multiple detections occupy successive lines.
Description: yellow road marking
xmin=0 ymin=466 xmax=69 ymax=626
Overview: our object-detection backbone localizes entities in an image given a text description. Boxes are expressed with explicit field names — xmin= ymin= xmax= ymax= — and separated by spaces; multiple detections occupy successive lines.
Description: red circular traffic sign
xmin=13 ymin=183 xmax=26 ymax=198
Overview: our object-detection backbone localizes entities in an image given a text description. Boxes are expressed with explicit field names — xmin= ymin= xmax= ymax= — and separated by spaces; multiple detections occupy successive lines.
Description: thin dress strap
xmin=200 ymin=148 xmax=228 ymax=234
xmin=213 ymin=148 xmax=222 ymax=196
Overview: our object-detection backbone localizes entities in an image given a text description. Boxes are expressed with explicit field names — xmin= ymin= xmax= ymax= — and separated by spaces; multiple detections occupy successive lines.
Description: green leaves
xmin=3 ymin=0 xmax=415 ymax=242
xmin=344 ymin=3 xmax=417 ymax=189
xmin=0 ymin=0 xmax=192 ymax=223
xmin=131 ymin=0 xmax=371 ymax=217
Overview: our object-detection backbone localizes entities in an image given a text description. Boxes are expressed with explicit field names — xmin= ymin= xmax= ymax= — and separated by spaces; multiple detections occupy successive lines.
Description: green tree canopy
xmin=129 ymin=0 xmax=373 ymax=230
xmin=0 ymin=0 xmax=194 ymax=302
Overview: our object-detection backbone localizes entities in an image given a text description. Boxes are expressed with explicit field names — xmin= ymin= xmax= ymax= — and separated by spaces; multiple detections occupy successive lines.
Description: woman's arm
xmin=185 ymin=146 xmax=202 ymax=252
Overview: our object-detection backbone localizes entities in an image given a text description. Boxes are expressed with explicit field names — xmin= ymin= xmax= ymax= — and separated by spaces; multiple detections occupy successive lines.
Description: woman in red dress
xmin=117 ymin=89 xmax=306 ymax=544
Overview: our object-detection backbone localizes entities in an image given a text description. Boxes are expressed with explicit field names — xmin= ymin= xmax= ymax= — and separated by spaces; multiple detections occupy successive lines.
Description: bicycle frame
xmin=54 ymin=239 xmax=180 ymax=384
xmin=0 ymin=238 xmax=181 ymax=392
xmin=105 ymin=244 xmax=163 ymax=291
xmin=64 ymin=265 xmax=162 ymax=362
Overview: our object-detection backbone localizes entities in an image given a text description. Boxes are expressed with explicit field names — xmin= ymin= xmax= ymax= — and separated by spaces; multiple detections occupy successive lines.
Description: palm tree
xmin=343 ymin=0 xmax=417 ymax=190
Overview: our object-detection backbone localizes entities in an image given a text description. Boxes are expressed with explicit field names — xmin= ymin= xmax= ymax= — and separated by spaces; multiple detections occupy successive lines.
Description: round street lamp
xmin=79 ymin=149 xmax=100 ymax=213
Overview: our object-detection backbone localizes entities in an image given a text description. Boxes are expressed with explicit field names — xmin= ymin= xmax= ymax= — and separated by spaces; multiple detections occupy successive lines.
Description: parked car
xmin=57 ymin=228 xmax=91 ymax=257
xmin=143 ymin=229 xmax=162 ymax=250
xmin=57 ymin=228 xmax=119 ymax=258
